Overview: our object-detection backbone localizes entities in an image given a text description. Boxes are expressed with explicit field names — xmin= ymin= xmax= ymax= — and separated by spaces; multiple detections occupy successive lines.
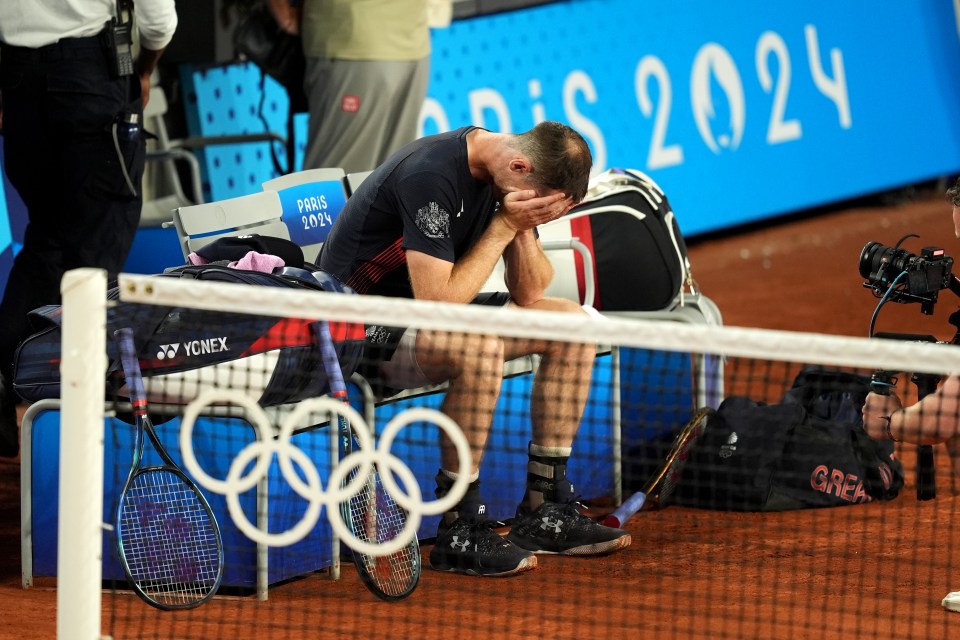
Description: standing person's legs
xmin=303 ymin=58 xmax=428 ymax=174
xmin=376 ymin=57 xmax=428 ymax=161
xmin=0 ymin=40 xmax=144 ymax=457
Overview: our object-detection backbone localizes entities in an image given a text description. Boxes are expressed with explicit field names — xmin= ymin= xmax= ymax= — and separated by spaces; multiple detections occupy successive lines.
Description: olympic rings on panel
xmin=178 ymin=389 xmax=471 ymax=555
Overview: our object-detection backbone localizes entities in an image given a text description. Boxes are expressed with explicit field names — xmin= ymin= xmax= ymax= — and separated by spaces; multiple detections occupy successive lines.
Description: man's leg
xmin=416 ymin=330 xmax=504 ymax=474
xmin=500 ymin=298 xmax=632 ymax=555
xmin=500 ymin=298 xmax=595 ymax=509
xmin=403 ymin=329 xmax=537 ymax=576
xmin=0 ymin=44 xmax=142 ymax=458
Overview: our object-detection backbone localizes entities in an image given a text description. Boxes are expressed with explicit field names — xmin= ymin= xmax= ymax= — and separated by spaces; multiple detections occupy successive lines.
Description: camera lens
xmin=860 ymin=240 xmax=918 ymax=284
xmin=859 ymin=241 xmax=890 ymax=280
xmin=859 ymin=242 xmax=877 ymax=279
xmin=860 ymin=237 xmax=953 ymax=312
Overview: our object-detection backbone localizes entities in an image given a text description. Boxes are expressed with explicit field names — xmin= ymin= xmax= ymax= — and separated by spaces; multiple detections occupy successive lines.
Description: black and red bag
xmin=13 ymin=262 xmax=365 ymax=408
xmin=539 ymin=168 xmax=693 ymax=311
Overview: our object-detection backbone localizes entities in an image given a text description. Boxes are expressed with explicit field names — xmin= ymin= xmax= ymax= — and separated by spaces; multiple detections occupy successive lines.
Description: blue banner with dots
xmin=181 ymin=0 xmax=960 ymax=236
xmin=421 ymin=0 xmax=960 ymax=234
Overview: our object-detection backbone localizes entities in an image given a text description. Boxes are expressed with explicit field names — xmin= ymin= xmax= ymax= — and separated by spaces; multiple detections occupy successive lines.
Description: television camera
xmin=858 ymin=233 xmax=960 ymax=501
xmin=859 ymin=234 xmax=959 ymax=315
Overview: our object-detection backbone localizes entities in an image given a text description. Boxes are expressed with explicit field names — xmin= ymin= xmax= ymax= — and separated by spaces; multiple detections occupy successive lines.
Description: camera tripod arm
xmin=950 ymin=275 xmax=960 ymax=298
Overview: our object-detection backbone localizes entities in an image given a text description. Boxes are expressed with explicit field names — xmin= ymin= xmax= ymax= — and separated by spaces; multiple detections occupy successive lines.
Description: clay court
xmin=2 ymin=188 xmax=959 ymax=639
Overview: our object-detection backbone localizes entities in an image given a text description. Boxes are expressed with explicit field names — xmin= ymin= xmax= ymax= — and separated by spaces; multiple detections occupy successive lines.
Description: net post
xmin=57 ymin=268 xmax=107 ymax=640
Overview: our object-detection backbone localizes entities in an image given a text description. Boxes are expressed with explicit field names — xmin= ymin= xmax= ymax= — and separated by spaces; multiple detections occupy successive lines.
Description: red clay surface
xmin=2 ymin=190 xmax=959 ymax=639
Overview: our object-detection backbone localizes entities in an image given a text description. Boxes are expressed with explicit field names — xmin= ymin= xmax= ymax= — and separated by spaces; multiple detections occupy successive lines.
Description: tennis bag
xmin=631 ymin=367 xmax=904 ymax=511
xmin=539 ymin=168 xmax=692 ymax=311
xmin=13 ymin=263 xmax=365 ymax=408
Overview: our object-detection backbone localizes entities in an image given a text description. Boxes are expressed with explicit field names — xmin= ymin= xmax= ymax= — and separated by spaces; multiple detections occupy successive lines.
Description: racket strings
xmin=345 ymin=468 xmax=418 ymax=596
xmin=120 ymin=469 xmax=221 ymax=605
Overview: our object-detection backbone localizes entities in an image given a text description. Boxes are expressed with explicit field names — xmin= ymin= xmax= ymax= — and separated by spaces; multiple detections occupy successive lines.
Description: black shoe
xmin=0 ymin=375 xmax=19 ymax=458
xmin=429 ymin=503 xmax=537 ymax=577
xmin=507 ymin=500 xmax=632 ymax=556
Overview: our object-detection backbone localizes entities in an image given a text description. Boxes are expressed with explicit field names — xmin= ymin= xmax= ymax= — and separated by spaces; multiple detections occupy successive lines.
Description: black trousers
xmin=0 ymin=33 xmax=145 ymax=384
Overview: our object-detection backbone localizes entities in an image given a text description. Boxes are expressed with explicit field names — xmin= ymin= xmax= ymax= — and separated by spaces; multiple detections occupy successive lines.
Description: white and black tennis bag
xmin=12 ymin=262 xmax=366 ymax=408
xmin=539 ymin=168 xmax=694 ymax=311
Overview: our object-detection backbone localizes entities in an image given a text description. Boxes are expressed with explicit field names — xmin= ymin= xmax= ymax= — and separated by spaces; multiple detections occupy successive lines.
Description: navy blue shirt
xmin=317 ymin=126 xmax=499 ymax=299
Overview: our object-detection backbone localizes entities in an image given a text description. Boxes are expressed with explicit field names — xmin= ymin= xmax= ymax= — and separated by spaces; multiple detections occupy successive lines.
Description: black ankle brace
xmin=523 ymin=443 xmax=573 ymax=512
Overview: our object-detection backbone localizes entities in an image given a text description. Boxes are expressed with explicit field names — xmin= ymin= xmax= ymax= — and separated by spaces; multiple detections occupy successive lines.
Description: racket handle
xmin=114 ymin=328 xmax=147 ymax=407
xmin=313 ymin=320 xmax=348 ymax=400
xmin=602 ymin=491 xmax=647 ymax=529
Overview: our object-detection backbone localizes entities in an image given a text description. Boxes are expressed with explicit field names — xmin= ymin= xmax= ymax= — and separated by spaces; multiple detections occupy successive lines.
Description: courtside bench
xmin=21 ymin=168 xmax=722 ymax=594
xmin=21 ymin=356 xmax=621 ymax=592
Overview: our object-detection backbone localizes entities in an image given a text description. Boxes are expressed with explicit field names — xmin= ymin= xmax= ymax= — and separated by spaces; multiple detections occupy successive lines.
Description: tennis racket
xmin=113 ymin=328 xmax=224 ymax=610
xmin=603 ymin=407 xmax=715 ymax=528
xmin=314 ymin=320 xmax=421 ymax=601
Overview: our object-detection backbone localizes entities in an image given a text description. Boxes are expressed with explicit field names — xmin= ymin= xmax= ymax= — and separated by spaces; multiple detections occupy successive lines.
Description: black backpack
xmin=634 ymin=367 xmax=904 ymax=511
xmin=557 ymin=168 xmax=692 ymax=311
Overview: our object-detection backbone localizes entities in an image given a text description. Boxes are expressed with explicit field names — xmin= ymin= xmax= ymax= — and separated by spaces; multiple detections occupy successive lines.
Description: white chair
xmin=262 ymin=167 xmax=346 ymax=192
xmin=141 ymin=86 xmax=205 ymax=226
xmin=166 ymin=190 xmax=287 ymax=261
xmin=344 ymin=170 xmax=374 ymax=195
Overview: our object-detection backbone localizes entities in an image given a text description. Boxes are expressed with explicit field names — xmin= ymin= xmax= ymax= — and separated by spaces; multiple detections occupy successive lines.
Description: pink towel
xmin=187 ymin=250 xmax=285 ymax=273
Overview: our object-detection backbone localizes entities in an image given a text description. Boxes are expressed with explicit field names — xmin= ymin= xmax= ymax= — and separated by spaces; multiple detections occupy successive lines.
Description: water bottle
xmin=117 ymin=112 xmax=140 ymax=141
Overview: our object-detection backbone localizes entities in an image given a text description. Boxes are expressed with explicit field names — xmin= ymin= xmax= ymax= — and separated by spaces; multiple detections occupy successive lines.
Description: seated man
xmin=317 ymin=121 xmax=631 ymax=577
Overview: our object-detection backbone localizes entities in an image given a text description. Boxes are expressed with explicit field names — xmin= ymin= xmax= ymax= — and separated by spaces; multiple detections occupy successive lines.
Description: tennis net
xmin=48 ymin=268 xmax=960 ymax=640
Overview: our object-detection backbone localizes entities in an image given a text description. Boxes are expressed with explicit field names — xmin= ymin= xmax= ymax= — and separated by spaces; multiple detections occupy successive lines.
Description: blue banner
xmin=423 ymin=0 xmax=960 ymax=234
xmin=275 ymin=180 xmax=348 ymax=248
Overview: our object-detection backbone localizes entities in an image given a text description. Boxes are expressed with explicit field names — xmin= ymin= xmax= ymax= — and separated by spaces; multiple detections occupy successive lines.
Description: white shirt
xmin=0 ymin=0 xmax=177 ymax=51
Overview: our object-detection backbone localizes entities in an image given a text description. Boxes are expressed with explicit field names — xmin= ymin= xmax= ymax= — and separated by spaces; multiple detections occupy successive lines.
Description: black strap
xmin=254 ymin=69 xmax=295 ymax=177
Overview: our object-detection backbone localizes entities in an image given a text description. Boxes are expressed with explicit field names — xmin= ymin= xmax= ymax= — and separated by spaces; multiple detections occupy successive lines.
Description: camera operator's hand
xmin=862 ymin=391 xmax=904 ymax=441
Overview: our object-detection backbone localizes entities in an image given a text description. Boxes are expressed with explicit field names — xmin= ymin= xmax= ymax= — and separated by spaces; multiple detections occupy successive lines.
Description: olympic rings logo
xmin=178 ymin=389 xmax=471 ymax=557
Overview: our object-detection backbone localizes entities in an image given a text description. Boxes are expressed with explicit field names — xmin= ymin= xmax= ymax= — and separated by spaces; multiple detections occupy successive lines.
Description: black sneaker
xmin=429 ymin=504 xmax=537 ymax=577
xmin=0 ymin=375 xmax=18 ymax=459
xmin=507 ymin=501 xmax=632 ymax=556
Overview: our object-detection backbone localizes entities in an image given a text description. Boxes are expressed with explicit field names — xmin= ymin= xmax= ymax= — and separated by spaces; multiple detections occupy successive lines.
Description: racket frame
xmin=604 ymin=407 xmax=714 ymax=528
xmin=314 ymin=320 xmax=421 ymax=601
xmin=113 ymin=328 xmax=225 ymax=610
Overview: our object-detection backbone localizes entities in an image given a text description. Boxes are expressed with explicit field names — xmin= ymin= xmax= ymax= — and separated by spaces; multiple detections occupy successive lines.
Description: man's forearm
xmin=411 ymin=216 xmax=517 ymax=303
xmin=895 ymin=379 xmax=960 ymax=445
xmin=135 ymin=47 xmax=164 ymax=107
xmin=136 ymin=47 xmax=164 ymax=79
xmin=504 ymin=230 xmax=553 ymax=306
xmin=449 ymin=217 xmax=518 ymax=300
